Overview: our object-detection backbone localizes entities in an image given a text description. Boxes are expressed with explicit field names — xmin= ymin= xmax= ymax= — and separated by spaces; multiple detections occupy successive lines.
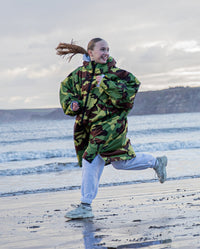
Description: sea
xmin=0 ymin=113 xmax=200 ymax=198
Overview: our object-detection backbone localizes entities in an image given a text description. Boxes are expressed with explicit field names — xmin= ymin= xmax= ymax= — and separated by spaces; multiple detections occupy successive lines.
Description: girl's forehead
xmin=95 ymin=40 xmax=109 ymax=48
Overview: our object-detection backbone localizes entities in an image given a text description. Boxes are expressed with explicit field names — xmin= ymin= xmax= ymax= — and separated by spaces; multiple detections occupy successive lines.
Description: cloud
xmin=24 ymin=96 xmax=40 ymax=104
xmin=171 ymin=41 xmax=200 ymax=53
xmin=1 ymin=67 xmax=28 ymax=79
xmin=9 ymin=96 xmax=24 ymax=103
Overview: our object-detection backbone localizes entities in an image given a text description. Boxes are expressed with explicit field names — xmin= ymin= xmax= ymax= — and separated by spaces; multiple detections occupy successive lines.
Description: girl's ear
xmin=88 ymin=49 xmax=93 ymax=59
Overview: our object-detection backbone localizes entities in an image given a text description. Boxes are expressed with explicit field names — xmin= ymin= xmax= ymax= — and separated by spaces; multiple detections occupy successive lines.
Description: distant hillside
xmin=130 ymin=86 xmax=200 ymax=115
xmin=0 ymin=87 xmax=200 ymax=122
xmin=0 ymin=108 xmax=67 ymax=123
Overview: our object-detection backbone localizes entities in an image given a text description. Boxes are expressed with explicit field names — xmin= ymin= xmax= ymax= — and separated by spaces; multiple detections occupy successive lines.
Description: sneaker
xmin=64 ymin=203 xmax=94 ymax=219
xmin=154 ymin=156 xmax=167 ymax=183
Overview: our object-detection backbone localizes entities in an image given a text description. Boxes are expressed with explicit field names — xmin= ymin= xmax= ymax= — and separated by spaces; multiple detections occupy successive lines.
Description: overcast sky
xmin=1 ymin=0 xmax=200 ymax=109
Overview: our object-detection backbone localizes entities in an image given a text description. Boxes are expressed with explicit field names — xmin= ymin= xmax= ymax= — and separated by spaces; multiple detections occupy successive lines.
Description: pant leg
xmin=111 ymin=152 xmax=156 ymax=170
xmin=81 ymin=154 xmax=105 ymax=204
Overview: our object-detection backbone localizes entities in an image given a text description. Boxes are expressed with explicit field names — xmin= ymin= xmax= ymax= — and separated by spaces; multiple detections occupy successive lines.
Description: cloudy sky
xmin=1 ymin=0 xmax=200 ymax=109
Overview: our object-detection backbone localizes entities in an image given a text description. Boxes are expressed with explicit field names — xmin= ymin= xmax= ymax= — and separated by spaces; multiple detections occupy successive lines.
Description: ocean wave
xmin=1 ymin=174 xmax=200 ymax=197
xmin=129 ymin=126 xmax=200 ymax=136
xmin=134 ymin=140 xmax=200 ymax=152
xmin=1 ymin=126 xmax=199 ymax=145
xmin=0 ymin=135 xmax=73 ymax=146
xmin=0 ymin=149 xmax=76 ymax=163
xmin=0 ymin=162 xmax=79 ymax=176
xmin=0 ymin=140 xmax=199 ymax=163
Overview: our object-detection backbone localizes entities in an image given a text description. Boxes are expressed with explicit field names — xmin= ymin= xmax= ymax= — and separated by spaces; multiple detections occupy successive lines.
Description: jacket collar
xmin=83 ymin=56 xmax=116 ymax=74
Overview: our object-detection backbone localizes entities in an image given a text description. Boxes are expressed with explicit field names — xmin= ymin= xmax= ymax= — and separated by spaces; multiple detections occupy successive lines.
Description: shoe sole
xmin=64 ymin=211 xmax=94 ymax=219
xmin=160 ymin=156 xmax=167 ymax=183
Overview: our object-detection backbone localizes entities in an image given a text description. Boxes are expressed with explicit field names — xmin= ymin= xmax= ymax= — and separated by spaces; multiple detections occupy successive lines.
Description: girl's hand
xmin=96 ymin=74 xmax=105 ymax=86
xmin=96 ymin=75 xmax=104 ymax=84
xmin=71 ymin=101 xmax=79 ymax=111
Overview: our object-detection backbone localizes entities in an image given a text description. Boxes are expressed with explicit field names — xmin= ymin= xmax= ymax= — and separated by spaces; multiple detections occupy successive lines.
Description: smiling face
xmin=88 ymin=40 xmax=109 ymax=64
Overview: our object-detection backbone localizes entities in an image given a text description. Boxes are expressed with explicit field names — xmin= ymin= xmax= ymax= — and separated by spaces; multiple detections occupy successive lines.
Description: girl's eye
xmin=101 ymin=48 xmax=109 ymax=52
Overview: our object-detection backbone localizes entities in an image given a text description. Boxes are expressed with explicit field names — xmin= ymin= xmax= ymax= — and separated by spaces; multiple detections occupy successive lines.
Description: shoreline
xmin=1 ymin=174 xmax=200 ymax=198
xmin=1 ymin=178 xmax=200 ymax=249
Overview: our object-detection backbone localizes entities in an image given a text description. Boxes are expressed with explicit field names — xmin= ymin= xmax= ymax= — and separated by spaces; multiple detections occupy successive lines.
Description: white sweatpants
xmin=81 ymin=153 xmax=156 ymax=204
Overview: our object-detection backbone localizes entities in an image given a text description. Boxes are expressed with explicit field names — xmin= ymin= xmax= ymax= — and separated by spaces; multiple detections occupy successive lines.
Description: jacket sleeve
xmin=60 ymin=70 xmax=83 ymax=116
xmin=99 ymin=70 xmax=141 ymax=110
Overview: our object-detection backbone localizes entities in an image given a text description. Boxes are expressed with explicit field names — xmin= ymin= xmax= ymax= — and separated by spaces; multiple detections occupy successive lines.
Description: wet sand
xmin=0 ymin=178 xmax=200 ymax=249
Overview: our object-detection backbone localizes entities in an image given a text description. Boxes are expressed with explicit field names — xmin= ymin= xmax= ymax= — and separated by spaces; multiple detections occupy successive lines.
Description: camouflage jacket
xmin=60 ymin=57 xmax=140 ymax=166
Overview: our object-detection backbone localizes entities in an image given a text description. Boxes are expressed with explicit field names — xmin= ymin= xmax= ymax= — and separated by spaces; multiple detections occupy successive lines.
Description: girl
xmin=56 ymin=38 xmax=167 ymax=219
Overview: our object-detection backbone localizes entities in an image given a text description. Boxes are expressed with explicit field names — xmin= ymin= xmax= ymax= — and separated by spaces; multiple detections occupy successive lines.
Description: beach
xmin=1 ymin=177 xmax=200 ymax=249
xmin=1 ymin=113 xmax=200 ymax=248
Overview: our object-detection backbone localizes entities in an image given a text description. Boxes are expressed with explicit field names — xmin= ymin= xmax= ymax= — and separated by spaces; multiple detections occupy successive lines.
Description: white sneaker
xmin=154 ymin=156 xmax=167 ymax=183
xmin=65 ymin=203 xmax=94 ymax=219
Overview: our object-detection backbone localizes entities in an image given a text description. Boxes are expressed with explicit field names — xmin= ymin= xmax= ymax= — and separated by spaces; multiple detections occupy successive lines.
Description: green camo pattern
xmin=60 ymin=57 xmax=140 ymax=166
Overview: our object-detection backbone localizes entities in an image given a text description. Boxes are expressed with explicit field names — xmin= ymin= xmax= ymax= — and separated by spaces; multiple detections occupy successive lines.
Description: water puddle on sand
xmin=106 ymin=239 xmax=172 ymax=248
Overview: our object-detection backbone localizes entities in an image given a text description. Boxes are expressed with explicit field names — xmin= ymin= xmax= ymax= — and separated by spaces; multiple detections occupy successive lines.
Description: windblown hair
xmin=56 ymin=40 xmax=87 ymax=62
xmin=56 ymin=38 xmax=103 ymax=62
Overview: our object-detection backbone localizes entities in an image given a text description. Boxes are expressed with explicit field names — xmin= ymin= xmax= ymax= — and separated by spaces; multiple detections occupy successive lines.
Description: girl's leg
xmin=111 ymin=152 xmax=156 ymax=170
xmin=65 ymin=155 xmax=105 ymax=219
xmin=81 ymin=154 xmax=105 ymax=204
xmin=111 ymin=152 xmax=167 ymax=184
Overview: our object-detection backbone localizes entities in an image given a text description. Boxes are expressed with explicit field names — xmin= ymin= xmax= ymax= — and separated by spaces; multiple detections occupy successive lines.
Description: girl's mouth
xmin=101 ymin=55 xmax=108 ymax=61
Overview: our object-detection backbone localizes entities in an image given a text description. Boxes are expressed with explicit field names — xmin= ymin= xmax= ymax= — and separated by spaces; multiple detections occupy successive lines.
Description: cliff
xmin=130 ymin=86 xmax=200 ymax=115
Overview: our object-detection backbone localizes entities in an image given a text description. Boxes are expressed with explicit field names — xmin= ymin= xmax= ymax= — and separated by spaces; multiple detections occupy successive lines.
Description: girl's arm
xmin=60 ymin=70 xmax=82 ymax=116
xmin=99 ymin=70 xmax=141 ymax=110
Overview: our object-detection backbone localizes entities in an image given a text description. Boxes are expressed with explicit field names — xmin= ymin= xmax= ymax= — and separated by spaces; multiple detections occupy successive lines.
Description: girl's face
xmin=88 ymin=40 xmax=109 ymax=64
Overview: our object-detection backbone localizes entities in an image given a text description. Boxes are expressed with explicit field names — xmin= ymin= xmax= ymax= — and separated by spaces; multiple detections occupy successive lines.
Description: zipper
xmin=81 ymin=62 xmax=96 ymax=126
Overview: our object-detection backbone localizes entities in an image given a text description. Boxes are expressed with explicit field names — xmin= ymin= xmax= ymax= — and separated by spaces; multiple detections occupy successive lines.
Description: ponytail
xmin=56 ymin=40 xmax=87 ymax=62
xmin=56 ymin=38 xmax=103 ymax=62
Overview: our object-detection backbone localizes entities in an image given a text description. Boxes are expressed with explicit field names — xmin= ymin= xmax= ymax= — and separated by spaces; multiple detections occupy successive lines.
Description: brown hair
xmin=56 ymin=38 xmax=103 ymax=62
xmin=87 ymin=38 xmax=103 ymax=51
